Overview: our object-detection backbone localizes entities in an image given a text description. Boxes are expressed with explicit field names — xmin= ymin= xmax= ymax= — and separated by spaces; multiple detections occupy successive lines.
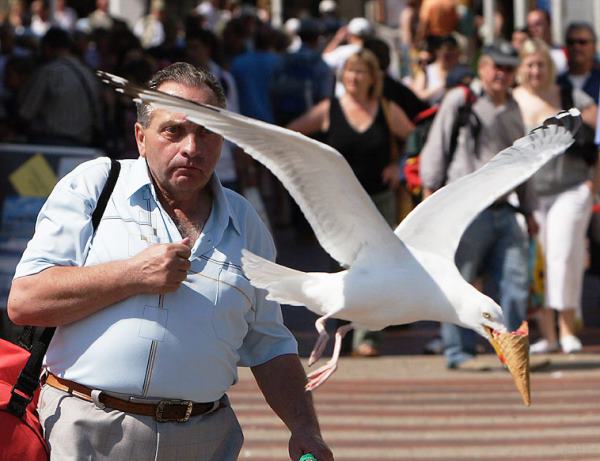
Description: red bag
xmin=0 ymin=158 xmax=121 ymax=460
xmin=0 ymin=338 xmax=49 ymax=461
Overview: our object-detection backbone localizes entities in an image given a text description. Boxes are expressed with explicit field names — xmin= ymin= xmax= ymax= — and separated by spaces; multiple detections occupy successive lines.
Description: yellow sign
xmin=9 ymin=153 xmax=57 ymax=197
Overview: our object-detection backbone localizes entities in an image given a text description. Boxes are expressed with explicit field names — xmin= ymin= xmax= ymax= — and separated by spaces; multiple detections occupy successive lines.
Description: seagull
xmin=98 ymin=71 xmax=578 ymax=393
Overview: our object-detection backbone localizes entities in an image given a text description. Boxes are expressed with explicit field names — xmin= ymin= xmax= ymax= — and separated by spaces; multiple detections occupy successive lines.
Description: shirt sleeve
xmin=14 ymin=158 xmax=112 ymax=278
xmin=237 ymin=209 xmax=298 ymax=367
xmin=573 ymin=87 xmax=595 ymax=110
xmin=419 ymin=87 xmax=465 ymax=190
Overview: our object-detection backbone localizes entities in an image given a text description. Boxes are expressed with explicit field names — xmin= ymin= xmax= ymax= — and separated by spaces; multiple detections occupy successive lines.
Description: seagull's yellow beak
xmin=485 ymin=321 xmax=531 ymax=406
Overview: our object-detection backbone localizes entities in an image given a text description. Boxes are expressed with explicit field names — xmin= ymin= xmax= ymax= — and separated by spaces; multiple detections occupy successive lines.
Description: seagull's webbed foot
xmin=308 ymin=315 xmax=331 ymax=366
xmin=305 ymin=323 xmax=354 ymax=391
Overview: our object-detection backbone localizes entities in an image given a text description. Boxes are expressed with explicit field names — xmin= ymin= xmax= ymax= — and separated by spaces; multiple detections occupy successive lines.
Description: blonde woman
xmin=288 ymin=49 xmax=414 ymax=356
xmin=513 ymin=38 xmax=599 ymax=354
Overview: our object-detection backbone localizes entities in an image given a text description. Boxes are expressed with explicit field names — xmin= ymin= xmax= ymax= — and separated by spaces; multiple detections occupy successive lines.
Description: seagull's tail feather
xmin=241 ymin=249 xmax=318 ymax=309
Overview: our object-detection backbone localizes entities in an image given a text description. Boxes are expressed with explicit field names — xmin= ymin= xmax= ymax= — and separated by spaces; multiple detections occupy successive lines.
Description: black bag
xmin=560 ymin=86 xmax=598 ymax=166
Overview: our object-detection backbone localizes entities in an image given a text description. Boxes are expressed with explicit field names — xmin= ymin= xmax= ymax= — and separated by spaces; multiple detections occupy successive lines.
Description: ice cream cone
xmin=489 ymin=321 xmax=531 ymax=406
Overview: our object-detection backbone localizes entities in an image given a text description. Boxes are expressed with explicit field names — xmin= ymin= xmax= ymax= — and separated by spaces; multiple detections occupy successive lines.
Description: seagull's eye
xmin=482 ymin=312 xmax=492 ymax=320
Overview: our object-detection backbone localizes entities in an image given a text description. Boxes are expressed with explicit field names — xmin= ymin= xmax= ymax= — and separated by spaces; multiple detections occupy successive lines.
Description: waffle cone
xmin=493 ymin=321 xmax=531 ymax=406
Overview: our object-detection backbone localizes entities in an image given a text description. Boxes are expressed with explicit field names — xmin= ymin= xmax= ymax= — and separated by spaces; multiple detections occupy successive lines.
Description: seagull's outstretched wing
xmin=395 ymin=110 xmax=579 ymax=259
xmin=99 ymin=71 xmax=397 ymax=267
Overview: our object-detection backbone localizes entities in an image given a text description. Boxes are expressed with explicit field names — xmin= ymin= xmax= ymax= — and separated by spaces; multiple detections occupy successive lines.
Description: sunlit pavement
xmin=230 ymin=225 xmax=600 ymax=460
xmin=231 ymin=347 xmax=600 ymax=460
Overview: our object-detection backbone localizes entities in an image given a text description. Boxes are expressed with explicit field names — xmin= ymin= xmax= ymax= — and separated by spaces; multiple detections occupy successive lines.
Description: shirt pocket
xmin=212 ymin=267 xmax=255 ymax=349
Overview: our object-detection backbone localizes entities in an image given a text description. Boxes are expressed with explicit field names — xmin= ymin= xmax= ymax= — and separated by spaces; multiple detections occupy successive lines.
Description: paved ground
xmin=228 ymin=225 xmax=600 ymax=460
xmin=230 ymin=347 xmax=600 ymax=460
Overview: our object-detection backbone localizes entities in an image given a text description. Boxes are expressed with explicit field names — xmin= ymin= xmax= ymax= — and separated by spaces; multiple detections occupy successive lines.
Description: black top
xmin=326 ymin=97 xmax=391 ymax=195
xmin=383 ymin=75 xmax=429 ymax=121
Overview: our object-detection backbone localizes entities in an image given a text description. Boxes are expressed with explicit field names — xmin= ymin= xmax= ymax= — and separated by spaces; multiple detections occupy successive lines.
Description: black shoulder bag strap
xmin=8 ymin=159 xmax=121 ymax=417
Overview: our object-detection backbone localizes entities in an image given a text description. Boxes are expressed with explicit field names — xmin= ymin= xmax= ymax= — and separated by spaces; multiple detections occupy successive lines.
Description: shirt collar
xmin=126 ymin=157 xmax=153 ymax=199
xmin=125 ymin=157 xmax=241 ymax=236
xmin=208 ymin=174 xmax=242 ymax=236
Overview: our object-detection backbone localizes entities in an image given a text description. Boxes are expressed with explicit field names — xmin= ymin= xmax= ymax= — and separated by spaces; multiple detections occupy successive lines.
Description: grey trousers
xmin=38 ymin=385 xmax=244 ymax=461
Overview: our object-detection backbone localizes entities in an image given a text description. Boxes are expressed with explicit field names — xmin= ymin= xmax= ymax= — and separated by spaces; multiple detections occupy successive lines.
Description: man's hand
xmin=525 ymin=213 xmax=539 ymax=237
xmin=289 ymin=431 xmax=334 ymax=461
xmin=129 ymin=238 xmax=192 ymax=294
xmin=382 ymin=163 xmax=401 ymax=190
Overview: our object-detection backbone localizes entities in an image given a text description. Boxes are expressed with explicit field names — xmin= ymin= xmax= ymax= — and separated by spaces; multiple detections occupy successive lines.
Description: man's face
xmin=135 ymin=81 xmax=223 ymax=199
xmin=566 ymin=29 xmax=596 ymax=68
xmin=527 ymin=11 xmax=548 ymax=40
xmin=478 ymin=57 xmax=515 ymax=94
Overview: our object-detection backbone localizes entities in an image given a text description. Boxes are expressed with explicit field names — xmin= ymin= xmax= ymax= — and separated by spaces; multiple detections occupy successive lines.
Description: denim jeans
xmin=443 ymin=205 xmax=529 ymax=367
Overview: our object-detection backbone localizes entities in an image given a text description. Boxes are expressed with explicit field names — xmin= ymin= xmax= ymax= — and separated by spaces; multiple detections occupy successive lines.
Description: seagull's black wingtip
xmin=541 ymin=108 xmax=582 ymax=135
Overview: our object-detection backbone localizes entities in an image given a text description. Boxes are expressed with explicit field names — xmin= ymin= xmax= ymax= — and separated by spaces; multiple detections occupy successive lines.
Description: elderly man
xmin=8 ymin=63 xmax=333 ymax=461
xmin=557 ymin=22 xmax=600 ymax=103
xmin=420 ymin=43 xmax=536 ymax=370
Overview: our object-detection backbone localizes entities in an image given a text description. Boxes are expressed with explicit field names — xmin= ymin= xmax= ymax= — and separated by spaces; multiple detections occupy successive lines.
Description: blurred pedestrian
xmin=526 ymin=9 xmax=567 ymax=75
xmin=18 ymin=27 xmax=103 ymax=147
xmin=409 ymin=34 xmax=461 ymax=104
xmin=513 ymin=38 xmax=598 ymax=354
xmin=416 ymin=0 xmax=459 ymax=50
xmin=420 ymin=42 xmax=535 ymax=369
xmin=557 ymin=22 xmax=600 ymax=103
xmin=133 ymin=0 xmax=165 ymax=49
xmin=511 ymin=27 xmax=530 ymax=53
xmin=53 ymin=0 xmax=78 ymax=32
xmin=231 ymin=24 xmax=279 ymax=123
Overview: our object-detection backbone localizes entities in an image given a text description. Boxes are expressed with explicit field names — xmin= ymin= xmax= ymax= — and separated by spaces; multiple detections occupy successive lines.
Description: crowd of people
xmin=1 ymin=0 xmax=599 ymax=365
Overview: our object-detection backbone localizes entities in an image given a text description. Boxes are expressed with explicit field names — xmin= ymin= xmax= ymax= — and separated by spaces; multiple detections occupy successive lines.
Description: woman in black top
xmin=287 ymin=49 xmax=414 ymax=356
xmin=288 ymin=49 xmax=414 ymax=224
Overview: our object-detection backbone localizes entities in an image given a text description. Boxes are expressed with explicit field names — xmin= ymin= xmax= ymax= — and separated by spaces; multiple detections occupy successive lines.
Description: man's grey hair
xmin=565 ymin=21 xmax=597 ymax=43
xmin=136 ymin=62 xmax=227 ymax=127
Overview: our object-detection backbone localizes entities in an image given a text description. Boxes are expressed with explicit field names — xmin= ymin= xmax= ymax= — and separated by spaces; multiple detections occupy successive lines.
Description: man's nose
xmin=181 ymin=131 xmax=202 ymax=157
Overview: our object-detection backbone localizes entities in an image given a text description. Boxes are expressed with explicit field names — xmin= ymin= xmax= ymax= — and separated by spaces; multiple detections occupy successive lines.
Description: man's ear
xmin=135 ymin=122 xmax=146 ymax=158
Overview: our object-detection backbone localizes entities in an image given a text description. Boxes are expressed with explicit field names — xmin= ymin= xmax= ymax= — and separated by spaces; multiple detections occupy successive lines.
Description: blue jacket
xmin=557 ymin=67 xmax=600 ymax=103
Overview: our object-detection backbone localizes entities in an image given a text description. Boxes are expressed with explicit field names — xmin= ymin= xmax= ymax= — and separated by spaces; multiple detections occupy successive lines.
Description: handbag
xmin=0 ymin=159 xmax=120 ymax=461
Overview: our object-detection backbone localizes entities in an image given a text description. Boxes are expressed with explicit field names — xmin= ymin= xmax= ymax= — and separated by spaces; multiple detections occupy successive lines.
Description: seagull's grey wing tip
xmin=540 ymin=108 xmax=582 ymax=136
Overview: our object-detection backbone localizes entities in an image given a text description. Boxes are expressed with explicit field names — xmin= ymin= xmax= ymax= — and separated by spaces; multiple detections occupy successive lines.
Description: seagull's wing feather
xmin=395 ymin=111 xmax=579 ymax=259
xmin=99 ymin=71 xmax=396 ymax=267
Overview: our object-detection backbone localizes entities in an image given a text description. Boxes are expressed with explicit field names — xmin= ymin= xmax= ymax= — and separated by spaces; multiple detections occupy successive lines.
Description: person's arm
xmin=419 ymin=88 xmax=464 ymax=193
xmin=389 ymin=101 xmax=415 ymax=139
xmin=8 ymin=239 xmax=192 ymax=326
xmin=381 ymin=102 xmax=415 ymax=189
xmin=581 ymin=102 xmax=598 ymax=129
xmin=415 ymin=0 xmax=431 ymax=46
xmin=252 ymin=354 xmax=334 ymax=461
xmin=322 ymin=25 xmax=348 ymax=54
xmin=286 ymin=99 xmax=330 ymax=135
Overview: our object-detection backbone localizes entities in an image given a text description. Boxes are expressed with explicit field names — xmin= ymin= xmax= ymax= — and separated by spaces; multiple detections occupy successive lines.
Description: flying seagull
xmin=99 ymin=71 xmax=578 ymax=398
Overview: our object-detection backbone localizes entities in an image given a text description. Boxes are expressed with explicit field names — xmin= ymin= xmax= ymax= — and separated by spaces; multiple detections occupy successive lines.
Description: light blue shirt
xmin=15 ymin=157 xmax=297 ymax=402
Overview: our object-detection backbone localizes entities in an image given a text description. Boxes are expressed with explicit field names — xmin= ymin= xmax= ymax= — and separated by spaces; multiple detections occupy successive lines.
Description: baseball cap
xmin=347 ymin=17 xmax=373 ymax=37
xmin=481 ymin=41 xmax=520 ymax=67
xmin=319 ymin=0 xmax=337 ymax=14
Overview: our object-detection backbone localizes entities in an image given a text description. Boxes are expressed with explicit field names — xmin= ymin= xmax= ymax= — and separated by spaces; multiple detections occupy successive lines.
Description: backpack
xmin=0 ymin=159 xmax=120 ymax=461
xmin=403 ymin=84 xmax=478 ymax=195
xmin=271 ymin=51 xmax=324 ymax=125
xmin=559 ymin=86 xmax=598 ymax=166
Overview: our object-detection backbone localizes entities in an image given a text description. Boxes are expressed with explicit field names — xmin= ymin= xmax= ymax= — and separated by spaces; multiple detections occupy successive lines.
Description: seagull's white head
xmin=458 ymin=289 xmax=507 ymax=340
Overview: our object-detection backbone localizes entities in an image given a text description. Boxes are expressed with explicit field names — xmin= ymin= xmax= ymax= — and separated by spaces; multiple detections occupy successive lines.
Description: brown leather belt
xmin=45 ymin=374 xmax=225 ymax=422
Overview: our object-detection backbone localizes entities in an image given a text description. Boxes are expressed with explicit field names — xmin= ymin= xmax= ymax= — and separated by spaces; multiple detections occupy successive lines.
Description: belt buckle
xmin=155 ymin=399 xmax=193 ymax=422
